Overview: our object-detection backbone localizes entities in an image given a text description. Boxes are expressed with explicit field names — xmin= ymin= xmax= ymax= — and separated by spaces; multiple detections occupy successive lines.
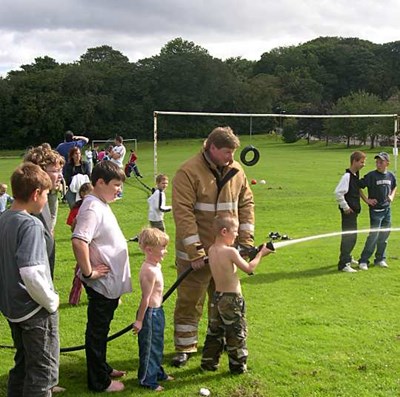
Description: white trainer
xmin=376 ymin=261 xmax=389 ymax=268
xmin=359 ymin=262 xmax=369 ymax=271
xmin=351 ymin=258 xmax=359 ymax=265
xmin=342 ymin=264 xmax=357 ymax=273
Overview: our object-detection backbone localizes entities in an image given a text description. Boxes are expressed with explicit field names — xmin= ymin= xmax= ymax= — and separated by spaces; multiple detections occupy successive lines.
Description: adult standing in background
xmin=171 ymin=126 xmax=255 ymax=367
xmin=110 ymin=136 xmax=126 ymax=169
xmin=64 ymin=147 xmax=91 ymax=209
xmin=56 ymin=130 xmax=89 ymax=164
xmin=110 ymin=136 xmax=126 ymax=198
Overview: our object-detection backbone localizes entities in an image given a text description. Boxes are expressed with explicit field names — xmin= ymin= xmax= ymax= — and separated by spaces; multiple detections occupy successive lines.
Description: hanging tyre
xmin=240 ymin=145 xmax=260 ymax=166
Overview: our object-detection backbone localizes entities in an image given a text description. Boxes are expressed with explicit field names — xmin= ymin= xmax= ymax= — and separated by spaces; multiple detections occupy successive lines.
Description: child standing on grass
xmin=72 ymin=160 xmax=131 ymax=393
xmin=67 ymin=182 xmax=93 ymax=305
xmin=0 ymin=183 xmax=13 ymax=214
xmin=358 ymin=152 xmax=397 ymax=270
xmin=334 ymin=151 xmax=366 ymax=273
xmin=147 ymin=174 xmax=172 ymax=232
xmin=0 ymin=163 xmax=60 ymax=396
xmin=133 ymin=227 xmax=174 ymax=391
xmin=201 ymin=215 xmax=272 ymax=374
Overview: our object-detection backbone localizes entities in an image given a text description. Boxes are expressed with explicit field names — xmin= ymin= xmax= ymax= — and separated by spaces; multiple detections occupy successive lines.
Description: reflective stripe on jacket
xmin=172 ymin=150 xmax=254 ymax=263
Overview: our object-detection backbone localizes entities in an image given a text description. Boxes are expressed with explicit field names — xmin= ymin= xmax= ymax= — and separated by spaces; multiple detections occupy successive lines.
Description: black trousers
xmin=84 ymin=284 xmax=119 ymax=392
xmin=338 ymin=210 xmax=358 ymax=270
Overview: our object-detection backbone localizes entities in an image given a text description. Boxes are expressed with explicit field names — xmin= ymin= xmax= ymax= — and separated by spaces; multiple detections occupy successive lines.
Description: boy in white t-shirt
xmin=148 ymin=174 xmax=172 ymax=232
xmin=110 ymin=136 xmax=126 ymax=169
xmin=72 ymin=160 xmax=132 ymax=393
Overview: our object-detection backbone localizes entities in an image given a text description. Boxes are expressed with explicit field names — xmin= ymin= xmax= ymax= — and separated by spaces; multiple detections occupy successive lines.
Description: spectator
xmin=64 ymin=147 xmax=91 ymax=209
xmin=0 ymin=162 xmax=60 ymax=396
xmin=0 ymin=183 xmax=14 ymax=214
xmin=55 ymin=130 xmax=89 ymax=164
xmin=71 ymin=161 xmax=131 ymax=393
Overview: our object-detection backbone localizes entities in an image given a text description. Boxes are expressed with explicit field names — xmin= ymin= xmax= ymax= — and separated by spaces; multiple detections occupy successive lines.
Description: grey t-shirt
xmin=0 ymin=210 xmax=55 ymax=321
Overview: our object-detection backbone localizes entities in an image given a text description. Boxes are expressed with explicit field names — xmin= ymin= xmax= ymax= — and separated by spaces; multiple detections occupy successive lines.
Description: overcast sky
xmin=1 ymin=0 xmax=399 ymax=76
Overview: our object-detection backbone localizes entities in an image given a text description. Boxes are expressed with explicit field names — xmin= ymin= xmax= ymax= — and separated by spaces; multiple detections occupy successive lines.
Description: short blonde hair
xmin=139 ymin=227 xmax=169 ymax=249
xmin=213 ymin=215 xmax=238 ymax=234
xmin=0 ymin=183 xmax=7 ymax=190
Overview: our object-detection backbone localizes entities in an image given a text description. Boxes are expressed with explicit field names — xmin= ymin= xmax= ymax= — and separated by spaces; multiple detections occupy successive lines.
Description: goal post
xmin=153 ymin=111 xmax=399 ymax=178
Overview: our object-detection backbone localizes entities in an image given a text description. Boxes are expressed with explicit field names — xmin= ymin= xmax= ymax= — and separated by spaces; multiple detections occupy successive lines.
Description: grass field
xmin=1 ymin=136 xmax=400 ymax=396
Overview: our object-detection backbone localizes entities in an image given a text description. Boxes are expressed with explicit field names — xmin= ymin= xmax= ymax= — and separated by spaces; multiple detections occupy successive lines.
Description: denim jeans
xmin=7 ymin=309 xmax=59 ymax=397
xmin=137 ymin=307 xmax=168 ymax=389
xmin=359 ymin=207 xmax=391 ymax=264
xmin=84 ymin=284 xmax=119 ymax=392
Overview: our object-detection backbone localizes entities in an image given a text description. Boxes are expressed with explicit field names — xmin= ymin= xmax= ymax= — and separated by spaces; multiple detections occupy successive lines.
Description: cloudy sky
xmin=1 ymin=0 xmax=399 ymax=76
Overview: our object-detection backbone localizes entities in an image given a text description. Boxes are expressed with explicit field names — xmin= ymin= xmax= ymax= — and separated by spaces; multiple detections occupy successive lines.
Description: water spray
xmin=248 ymin=227 xmax=400 ymax=257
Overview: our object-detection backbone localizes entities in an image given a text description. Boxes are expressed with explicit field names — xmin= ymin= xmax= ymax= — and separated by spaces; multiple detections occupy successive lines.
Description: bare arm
xmin=229 ymin=244 xmax=272 ymax=274
xmin=389 ymin=186 xmax=397 ymax=202
xmin=74 ymin=135 xmax=89 ymax=144
xmin=71 ymin=238 xmax=110 ymax=280
xmin=133 ymin=269 xmax=156 ymax=334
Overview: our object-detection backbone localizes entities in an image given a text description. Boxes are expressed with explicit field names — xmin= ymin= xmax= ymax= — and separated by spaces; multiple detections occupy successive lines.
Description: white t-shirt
xmin=147 ymin=189 xmax=171 ymax=222
xmin=72 ymin=194 xmax=132 ymax=299
xmin=110 ymin=145 xmax=126 ymax=168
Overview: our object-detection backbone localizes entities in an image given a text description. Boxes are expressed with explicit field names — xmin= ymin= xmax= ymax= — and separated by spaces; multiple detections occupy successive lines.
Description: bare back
xmin=208 ymin=243 xmax=242 ymax=294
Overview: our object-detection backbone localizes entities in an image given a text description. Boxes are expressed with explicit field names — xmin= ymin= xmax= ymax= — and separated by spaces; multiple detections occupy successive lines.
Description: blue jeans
xmin=359 ymin=207 xmax=391 ymax=264
xmin=7 ymin=309 xmax=59 ymax=397
xmin=137 ymin=307 xmax=168 ymax=389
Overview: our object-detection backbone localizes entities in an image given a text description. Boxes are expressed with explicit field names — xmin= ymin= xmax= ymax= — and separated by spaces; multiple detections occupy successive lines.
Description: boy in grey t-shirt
xmin=0 ymin=162 xmax=59 ymax=396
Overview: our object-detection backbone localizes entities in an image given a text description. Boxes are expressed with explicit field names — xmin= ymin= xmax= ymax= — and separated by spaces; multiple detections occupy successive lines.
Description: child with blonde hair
xmin=201 ymin=215 xmax=273 ymax=374
xmin=133 ymin=227 xmax=174 ymax=391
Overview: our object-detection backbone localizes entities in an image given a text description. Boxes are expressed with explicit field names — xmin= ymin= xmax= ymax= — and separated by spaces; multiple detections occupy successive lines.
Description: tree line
xmin=1 ymin=36 xmax=400 ymax=149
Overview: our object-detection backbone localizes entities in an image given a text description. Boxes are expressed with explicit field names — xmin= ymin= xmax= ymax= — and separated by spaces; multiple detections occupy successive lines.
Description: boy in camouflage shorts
xmin=201 ymin=215 xmax=272 ymax=374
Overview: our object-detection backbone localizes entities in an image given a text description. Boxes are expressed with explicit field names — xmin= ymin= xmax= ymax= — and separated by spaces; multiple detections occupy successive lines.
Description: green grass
xmin=1 ymin=136 xmax=400 ymax=396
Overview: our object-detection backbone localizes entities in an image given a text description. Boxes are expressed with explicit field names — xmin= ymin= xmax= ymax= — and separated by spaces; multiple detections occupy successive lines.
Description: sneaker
xmin=171 ymin=352 xmax=191 ymax=368
xmin=341 ymin=264 xmax=357 ymax=273
xmin=359 ymin=262 xmax=369 ymax=271
xmin=375 ymin=260 xmax=389 ymax=268
xmin=128 ymin=235 xmax=139 ymax=242
xmin=351 ymin=258 xmax=359 ymax=265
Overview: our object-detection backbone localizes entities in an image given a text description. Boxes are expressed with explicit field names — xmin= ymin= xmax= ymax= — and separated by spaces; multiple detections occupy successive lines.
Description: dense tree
xmin=1 ymin=36 xmax=400 ymax=148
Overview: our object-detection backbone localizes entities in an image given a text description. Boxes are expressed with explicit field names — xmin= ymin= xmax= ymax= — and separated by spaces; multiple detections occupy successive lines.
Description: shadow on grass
xmin=242 ymin=264 xmax=336 ymax=285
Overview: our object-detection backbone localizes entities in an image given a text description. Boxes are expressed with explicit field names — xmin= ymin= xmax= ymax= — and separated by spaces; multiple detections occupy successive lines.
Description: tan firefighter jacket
xmin=172 ymin=150 xmax=255 ymax=264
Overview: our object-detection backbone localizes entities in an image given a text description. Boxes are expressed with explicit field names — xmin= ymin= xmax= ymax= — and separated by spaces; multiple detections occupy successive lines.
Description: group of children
xmin=0 ymin=158 xmax=273 ymax=394
xmin=335 ymin=151 xmax=397 ymax=272
xmin=3 ymin=148 xmax=395 ymax=394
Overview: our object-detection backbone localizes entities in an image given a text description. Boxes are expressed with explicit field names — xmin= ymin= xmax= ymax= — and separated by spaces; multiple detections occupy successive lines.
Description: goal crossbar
xmin=153 ymin=111 xmax=399 ymax=178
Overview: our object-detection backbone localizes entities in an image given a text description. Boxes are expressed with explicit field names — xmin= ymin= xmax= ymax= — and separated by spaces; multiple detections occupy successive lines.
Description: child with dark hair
xmin=72 ymin=160 xmax=131 ymax=393
xmin=0 ymin=162 xmax=60 ymax=396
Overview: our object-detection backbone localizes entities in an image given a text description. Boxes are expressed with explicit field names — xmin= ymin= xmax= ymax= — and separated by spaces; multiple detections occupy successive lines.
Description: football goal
xmin=153 ymin=111 xmax=399 ymax=178
xmin=92 ymin=138 xmax=138 ymax=152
